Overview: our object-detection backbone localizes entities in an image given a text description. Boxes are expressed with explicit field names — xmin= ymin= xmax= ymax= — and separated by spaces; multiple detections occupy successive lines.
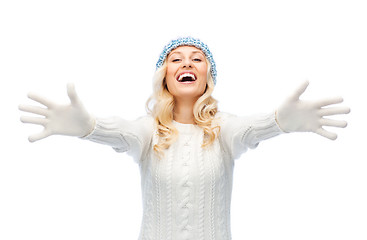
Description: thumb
xmin=289 ymin=80 xmax=309 ymax=101
xmin=67 ymin=83 xmax=80 ymax=105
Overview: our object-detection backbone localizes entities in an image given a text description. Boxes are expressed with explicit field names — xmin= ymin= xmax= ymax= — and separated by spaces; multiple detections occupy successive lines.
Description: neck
xmin=173 ymin=98 xmax=197 ymax=124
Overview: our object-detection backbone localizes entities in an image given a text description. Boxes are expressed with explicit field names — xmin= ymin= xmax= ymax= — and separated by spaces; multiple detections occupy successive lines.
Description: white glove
xmin=276 ymin=81 xmax=350 ymax=140
xmin=19 ymin=83 xmax=95 ymax=142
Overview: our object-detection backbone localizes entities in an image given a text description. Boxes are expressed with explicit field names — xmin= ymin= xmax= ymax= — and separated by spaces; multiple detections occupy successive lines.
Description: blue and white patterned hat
xmin=156 ymin=37 xmax=217 ymax=85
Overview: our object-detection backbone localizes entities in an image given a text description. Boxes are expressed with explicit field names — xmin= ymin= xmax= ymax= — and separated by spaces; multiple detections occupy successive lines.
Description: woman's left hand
xmin=276 ymin=81 xmax=350 ymax=140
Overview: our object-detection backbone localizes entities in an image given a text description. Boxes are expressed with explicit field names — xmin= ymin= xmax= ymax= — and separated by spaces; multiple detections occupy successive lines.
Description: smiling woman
xmin=19 ymin=36 xmax=350 ymax=240
xmin=148 ymin=47 xmax=219 ymax=157
xmin=166 ymin=47 xmax=208 ymax=102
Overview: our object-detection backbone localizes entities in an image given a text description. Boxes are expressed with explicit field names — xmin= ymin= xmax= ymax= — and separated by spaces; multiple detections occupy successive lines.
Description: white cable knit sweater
xmin=84 ymin=112 xmax=283 ymax=240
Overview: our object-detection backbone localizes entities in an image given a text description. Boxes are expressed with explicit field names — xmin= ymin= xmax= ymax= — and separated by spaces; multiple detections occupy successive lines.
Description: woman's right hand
xmin=19 ymin=83 xmax=95 ymax=142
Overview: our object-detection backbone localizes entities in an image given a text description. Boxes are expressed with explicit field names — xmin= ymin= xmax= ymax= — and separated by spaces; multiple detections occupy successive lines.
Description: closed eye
xmin=172 ymin=59 xmax=181 ymax=62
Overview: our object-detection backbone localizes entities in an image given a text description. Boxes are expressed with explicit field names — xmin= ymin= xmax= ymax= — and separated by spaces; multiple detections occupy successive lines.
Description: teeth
xmin=178 ymin=73 xmax=196 ymax=81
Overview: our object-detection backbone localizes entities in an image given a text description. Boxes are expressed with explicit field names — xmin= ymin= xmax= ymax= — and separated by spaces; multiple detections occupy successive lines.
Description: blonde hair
xmin=146 ymin=59 xmax=220 ymax=157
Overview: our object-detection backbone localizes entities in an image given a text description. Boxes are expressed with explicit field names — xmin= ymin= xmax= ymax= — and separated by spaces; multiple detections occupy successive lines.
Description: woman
xmin=19 ymin=37 xmax=350 ymax=240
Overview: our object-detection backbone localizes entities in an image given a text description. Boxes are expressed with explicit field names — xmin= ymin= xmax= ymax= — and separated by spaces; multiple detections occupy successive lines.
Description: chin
xmin=174 ymin=90 xmax=205 ymax=100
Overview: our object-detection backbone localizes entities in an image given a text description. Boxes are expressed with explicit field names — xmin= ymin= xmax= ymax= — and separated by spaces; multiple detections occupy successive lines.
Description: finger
xmin=320 ymin=118 xmax=348 ymax=128
xmin=20 ymin=116 xmax=48 ymax=126
xmin=67 ymin=83 xmax=80 ymax=105
xmin=319 ymin=106 xmax=351 ymax=116
xmin=315 ymin=128 xmax=338 ymax=140
xmin=28 ymin=130 xmax=51 ymax=143
xmin=315 ymin=96 xmax=344 ymax=108
xmin=290 ymin=80 xmax=309 ymax=101
xmin=18 ymin=104 xmax=48 ymax=116
xmin=27 ymin=92 xmax=54 ymax=108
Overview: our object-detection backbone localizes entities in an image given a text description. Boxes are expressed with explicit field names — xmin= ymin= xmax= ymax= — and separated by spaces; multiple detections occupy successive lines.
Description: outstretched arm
xmin=19 ymin=83 xmax=95 ymax=142
xmin=19 ymin=84 xmax=154 ymax=163
xmin=276 ymin=81 xmax=351 ymax=140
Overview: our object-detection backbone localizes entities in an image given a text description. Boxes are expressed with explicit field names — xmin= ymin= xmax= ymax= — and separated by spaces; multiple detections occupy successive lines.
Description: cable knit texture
xmin=83 ymin=112 xmax=283 ymax=240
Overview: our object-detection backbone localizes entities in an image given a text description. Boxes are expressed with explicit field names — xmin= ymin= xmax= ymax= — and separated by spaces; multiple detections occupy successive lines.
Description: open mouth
xmin=176 ymin=72 xmax=197 ymax=83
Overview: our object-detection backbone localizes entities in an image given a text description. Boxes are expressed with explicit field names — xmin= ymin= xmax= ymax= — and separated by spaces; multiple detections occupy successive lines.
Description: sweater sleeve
xmin=219 ymin=112 xmax=284 ymax=160
xmin=81 ymin=115 xmax=154 ymax=163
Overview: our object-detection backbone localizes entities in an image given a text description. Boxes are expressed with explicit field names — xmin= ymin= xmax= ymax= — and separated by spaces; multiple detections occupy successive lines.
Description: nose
xmin=182 ymin=58 xmax=192 ymax=68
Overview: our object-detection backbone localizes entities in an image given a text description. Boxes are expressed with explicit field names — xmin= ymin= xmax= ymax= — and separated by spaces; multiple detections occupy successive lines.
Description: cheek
xmin=166 ymin=64 xmax=177 ymax=82
xmin=198 ymin=62 xmax=207 ymax=77
xmin=198 ymin=65 xmax=208 ymax=85
xmin=165 ymin=68 xmax=175 ymax=88
xmin=166 ymin=75 xmax=175 ymax=86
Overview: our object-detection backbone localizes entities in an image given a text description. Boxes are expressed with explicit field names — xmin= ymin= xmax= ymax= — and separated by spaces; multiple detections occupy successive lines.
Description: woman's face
xmin=165 ymin=46 xmax=208 ymax=102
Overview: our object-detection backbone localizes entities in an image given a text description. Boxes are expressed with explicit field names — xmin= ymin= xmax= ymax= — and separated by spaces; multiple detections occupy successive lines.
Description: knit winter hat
xmin=156 ymin=37 xmax=217 ymax=85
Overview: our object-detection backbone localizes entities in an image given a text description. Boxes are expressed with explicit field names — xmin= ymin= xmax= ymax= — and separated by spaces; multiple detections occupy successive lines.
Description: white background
xmin=1 ymin=0 xmax=366 ymax=239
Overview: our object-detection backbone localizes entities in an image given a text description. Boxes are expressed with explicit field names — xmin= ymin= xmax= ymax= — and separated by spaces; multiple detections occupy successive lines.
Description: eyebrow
xmin=168 ymin=50 xmax=205 ymax=57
